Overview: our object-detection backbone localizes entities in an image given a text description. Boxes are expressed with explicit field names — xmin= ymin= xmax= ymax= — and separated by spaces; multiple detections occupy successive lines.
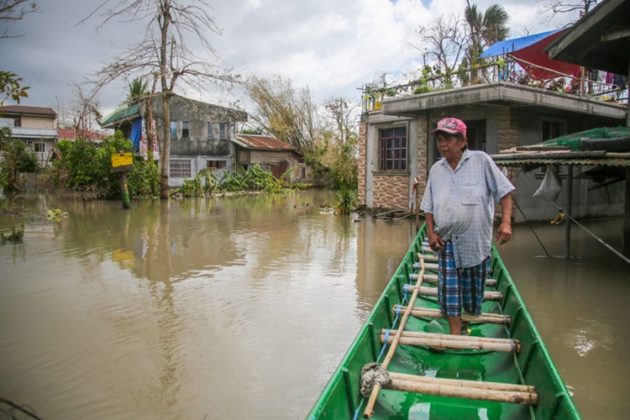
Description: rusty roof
xmin=0 ymin=105 xmax=57 ymax=117
xmin=233 ymin=134 xmax=297 ymax=152
xmin=57 ymin=128 xmax=107 ymax=142
xmin=492 ymin=150 xmax=630 ymax=167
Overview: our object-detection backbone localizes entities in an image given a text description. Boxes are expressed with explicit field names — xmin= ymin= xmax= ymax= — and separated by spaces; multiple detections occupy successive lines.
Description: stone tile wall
xmin=373 ymin=174 xmax=409 ymax=209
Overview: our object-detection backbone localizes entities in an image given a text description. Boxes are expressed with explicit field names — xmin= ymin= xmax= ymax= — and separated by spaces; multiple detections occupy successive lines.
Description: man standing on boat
xmin=421 ymin=117 xmax=514 ymax=336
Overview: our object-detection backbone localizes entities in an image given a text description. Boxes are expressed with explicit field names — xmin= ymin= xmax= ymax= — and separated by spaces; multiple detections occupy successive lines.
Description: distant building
xmin=100 ymin=94 xmax=248 ymax=186
xmin=0 ymin=105 xmax=58 ymax=165
xmin=57 ymin=127 xmax=107 ymax=143
xmin=232 ymin=134 xmax=309 ymax=182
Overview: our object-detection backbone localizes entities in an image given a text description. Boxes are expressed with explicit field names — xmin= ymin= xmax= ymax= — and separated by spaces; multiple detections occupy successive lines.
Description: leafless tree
xmin=81 ymin=0 xmax=237 ymax=199
xmin=324 ymin=98 xmax=357 ymax=146
xmin=69 ymin=84 xmax=102 ymax=136
xmin=245 ymin=75 xmax=319 ymax=154
xmin=0 ymin=0 xmax=38 ymax=39
xmin=415 ymin=15 xmax=467 ymax=85
xmin=538 ymin=0 xmax=599 ymax=21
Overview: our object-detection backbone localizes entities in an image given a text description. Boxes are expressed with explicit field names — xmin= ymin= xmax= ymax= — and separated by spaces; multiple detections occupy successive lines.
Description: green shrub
xmin=335 ymin=186 xmax=358 ymax=215
xmin=0 ymin=138 xmax=39 ymax=193
xmin=53 ymin=130 xmax=159 ymax=199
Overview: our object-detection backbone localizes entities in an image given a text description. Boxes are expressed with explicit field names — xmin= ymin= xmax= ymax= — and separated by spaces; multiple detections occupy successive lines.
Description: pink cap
xmin=432 ymin=117 xmax=467 ymax=138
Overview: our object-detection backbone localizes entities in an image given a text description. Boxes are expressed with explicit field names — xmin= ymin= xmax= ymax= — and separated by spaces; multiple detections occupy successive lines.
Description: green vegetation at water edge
xmin=52 ymin=131 xmax=160 ymax=199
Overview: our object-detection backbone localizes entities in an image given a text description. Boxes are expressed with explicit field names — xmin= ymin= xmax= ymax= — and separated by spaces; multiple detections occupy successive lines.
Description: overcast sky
xmin=1 ymin=0 xmax=579 ymax=121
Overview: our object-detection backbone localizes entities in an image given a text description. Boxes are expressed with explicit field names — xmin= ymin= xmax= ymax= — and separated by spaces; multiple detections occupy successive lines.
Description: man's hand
xmin=428 ymin=230 xmax=445 ymax=252
xmin=497 ymin=193 xmax=513 ymax=245
xmin=496 ymin=221 xmax=512 ymax=245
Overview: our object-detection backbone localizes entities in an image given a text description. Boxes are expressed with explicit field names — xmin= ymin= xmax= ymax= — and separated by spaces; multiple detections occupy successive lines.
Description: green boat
xmin=308 ymin=225 xmax=580 ymax=419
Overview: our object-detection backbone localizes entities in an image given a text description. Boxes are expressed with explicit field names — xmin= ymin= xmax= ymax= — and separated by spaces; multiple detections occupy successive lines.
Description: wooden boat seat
xmin=393 ymin=305 xmax=511 ymax=325
xmin=381 ymin=329 xmax=520 ymax=353
xmin=409 ymin=273 xmax=498 ymax=287
xmin=403 ymin=285 xmax=503 ymax=301
xmin=385 ymin=372 xmax=538 ymax=405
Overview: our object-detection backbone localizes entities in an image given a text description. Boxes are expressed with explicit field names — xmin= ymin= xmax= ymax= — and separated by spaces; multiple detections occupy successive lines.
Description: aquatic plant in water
xmin=0 ymin=224 xmax=24 ymax=244
xmin=47 ymin=208 xmax=68 ymax=222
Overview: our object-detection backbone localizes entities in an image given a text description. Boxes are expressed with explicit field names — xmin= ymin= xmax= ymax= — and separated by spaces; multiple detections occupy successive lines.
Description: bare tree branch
xmin=80 ymin=0 xmax=238 ymax=198
xmin=0 ymin=0 xmax=38 ymax=39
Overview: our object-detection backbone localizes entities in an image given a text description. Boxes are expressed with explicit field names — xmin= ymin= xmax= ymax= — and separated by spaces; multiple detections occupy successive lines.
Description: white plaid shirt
xmin=421 ymin=149 xmax=514 ymax=268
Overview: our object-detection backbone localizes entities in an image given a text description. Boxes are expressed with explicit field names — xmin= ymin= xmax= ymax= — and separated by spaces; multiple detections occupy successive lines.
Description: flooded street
xmin=1 ymin=191 xmax=628 ymax=419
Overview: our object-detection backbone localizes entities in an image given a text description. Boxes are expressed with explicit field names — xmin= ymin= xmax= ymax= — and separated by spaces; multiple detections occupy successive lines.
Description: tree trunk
xmin=160 ymin=93 xmax=171 ymax=199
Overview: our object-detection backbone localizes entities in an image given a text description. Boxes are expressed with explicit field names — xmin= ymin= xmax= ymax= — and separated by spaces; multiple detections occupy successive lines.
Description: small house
xmin=232 ymin=134 xmax=309 ymax=182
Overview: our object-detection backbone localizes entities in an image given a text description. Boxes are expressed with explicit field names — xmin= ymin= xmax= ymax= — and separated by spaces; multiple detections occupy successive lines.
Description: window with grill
xmin=206 ymin=160 xmax=225 ymax=169
xmin=33 ymin=142 xmax=45 ymax=153
xmin=379 ymin=126 xmax=407 ymax=171
xmin=170 ymin=121 xmax=177 ymax=139
xmin=207 ymin=122 xmax=214 ymax=140
xmin=169 ymin=159 xmax=191 ymax=178
xmin=219 ymin=122 xmax=228 ymax=140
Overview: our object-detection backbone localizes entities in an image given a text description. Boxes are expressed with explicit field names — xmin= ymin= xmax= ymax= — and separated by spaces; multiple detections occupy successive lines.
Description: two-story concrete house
xmin=359 ymin=43 xmax=627 ymax=221
xmin=101 ymin=94 xmax=247 ymax=186
xmin=0 ymin=105 xmax=58 ymax=165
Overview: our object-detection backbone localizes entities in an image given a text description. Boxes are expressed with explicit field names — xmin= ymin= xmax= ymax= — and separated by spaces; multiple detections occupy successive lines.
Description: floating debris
xmin=46 ymin=208 xmax=68 ymax=222
xmin=0 ymin=224 xmax=24 ymax=244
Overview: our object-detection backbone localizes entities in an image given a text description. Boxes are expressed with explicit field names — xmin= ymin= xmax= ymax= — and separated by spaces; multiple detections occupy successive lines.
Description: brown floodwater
xmin=0 ymin=191 xmax=628 ymax=419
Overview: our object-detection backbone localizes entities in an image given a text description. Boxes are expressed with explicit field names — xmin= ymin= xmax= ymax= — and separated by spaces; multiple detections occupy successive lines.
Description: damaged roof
xmin=233 ymin=134 xmax=297 ymax=152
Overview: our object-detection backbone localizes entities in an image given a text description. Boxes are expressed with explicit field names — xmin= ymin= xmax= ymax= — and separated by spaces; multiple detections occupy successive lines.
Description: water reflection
xmin=500 ymin=218 xmax=630 ymax=419
xmin=5 ymin=193 xmax=627 ymax=418
xmin=0 ymin=191 xmax=415 ymax=419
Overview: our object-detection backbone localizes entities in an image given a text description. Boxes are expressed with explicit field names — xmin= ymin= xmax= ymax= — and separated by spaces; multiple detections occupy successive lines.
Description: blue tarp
xmin=480 ymin=29 xmax=560 ymax=59
xmin=130 ymin=118 xmax=142 ymax=152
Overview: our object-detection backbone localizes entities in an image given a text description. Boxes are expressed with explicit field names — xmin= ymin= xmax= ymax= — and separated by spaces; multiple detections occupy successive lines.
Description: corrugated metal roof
xmin=492 ymin=151 xmax=630 ymax=167
xmin=494 ymin=158 xmax=630 ymax=167
xmin=234 ymin=134 xmax=296 ymax=151
xmin=0 ymin=105 xmax=57 ymax=117
xmin=100 ymin=103 xmax=141 ymax=128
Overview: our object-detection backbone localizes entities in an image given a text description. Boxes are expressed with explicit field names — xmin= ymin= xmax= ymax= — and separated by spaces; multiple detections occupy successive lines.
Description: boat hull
xmin=308 ymin=225 xmax=580 ymax=419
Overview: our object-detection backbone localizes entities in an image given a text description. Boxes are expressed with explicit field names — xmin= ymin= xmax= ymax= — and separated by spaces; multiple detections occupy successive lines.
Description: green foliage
xmin=54 ymin=139 xmax=99 ymax=189
xmin=0 ymin=71 xmax=29 ymax=105
xmin=0 ymin=135 xmax=39 ymax=193
xmin=46 ymin=208 xmax=68 ymax=222
xmin=53 ymin=131 xmax=160 ymax=199
xmin=127 ymin=78 xmax=148 ymax=105
xmin=128 ymin=156 xmax=160 ymax=198
xmin=175 ymin=165 xmax=291 ymax=198
xmin=335 ymin=186 xmax=358 ymax=215
xmin=179 ymin=169 xmax=219 ymax=198
xmin=220 ymin=165 xmax=288 ymax=193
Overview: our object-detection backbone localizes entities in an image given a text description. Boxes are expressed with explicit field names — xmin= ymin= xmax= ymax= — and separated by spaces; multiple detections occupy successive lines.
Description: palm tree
xmin=125 ymin=77 xmax=159 ymax=158
xmin=464 ymin=1 xmax=509 ymax=84
xmin=127 ymin=78 xmax=148 ymax=105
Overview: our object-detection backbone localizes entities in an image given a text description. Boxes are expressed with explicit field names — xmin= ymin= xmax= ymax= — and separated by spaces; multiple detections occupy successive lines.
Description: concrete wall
xmin=168 ymin=155 xmax=235 ymax=187
xmin=363 ymin=113 xmax=416 ymax=209
xmin=21 ymin=115 xmax=55 ymax=129
xmin=147 ymin=95 xmax=246 ymax=186
xmin=362 ymin=102 xmax=626 ymax=220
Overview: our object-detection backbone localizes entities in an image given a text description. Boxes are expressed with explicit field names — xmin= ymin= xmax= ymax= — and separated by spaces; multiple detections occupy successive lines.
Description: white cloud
xmin=1 ymin=0 xmax=582 ymax=115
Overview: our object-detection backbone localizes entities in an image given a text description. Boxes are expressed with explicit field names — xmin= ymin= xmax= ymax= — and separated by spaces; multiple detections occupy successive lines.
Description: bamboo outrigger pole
xmin=362 ymin=253 xmax=427 ymax=418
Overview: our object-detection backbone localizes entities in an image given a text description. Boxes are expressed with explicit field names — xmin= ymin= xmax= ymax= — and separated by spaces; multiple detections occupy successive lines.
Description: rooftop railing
xmin=361 ymin=57 xmax=628 ymax=113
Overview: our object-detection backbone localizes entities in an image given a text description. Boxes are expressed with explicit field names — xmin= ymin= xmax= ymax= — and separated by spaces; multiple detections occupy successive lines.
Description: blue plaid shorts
xmin=437 ymin=241 xmax=490 ymax=317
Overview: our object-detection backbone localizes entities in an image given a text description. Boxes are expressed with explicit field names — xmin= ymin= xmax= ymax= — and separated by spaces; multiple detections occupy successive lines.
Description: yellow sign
xmin=112 ymin=152 xmax=133 ymax=168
